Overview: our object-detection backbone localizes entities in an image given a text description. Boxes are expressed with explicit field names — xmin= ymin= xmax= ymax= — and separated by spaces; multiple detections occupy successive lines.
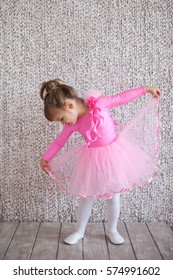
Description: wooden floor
xmin=0 ymin=222 xmax=173 ymax=260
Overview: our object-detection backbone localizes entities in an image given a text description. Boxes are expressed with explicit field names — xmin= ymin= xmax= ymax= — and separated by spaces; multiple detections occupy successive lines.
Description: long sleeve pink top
xmin=43 ymin=87 xmax=146 ymax=162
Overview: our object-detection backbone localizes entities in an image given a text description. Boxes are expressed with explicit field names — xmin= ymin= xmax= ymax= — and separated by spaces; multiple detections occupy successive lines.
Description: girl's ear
xmin=65 ymin=101 xmax=74 ymax=109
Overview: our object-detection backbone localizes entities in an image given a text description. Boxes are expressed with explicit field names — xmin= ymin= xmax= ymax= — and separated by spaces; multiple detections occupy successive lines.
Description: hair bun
xmin=46 ymin=79 xmax=60 ymax=93
xmin=39 ymin=79 xmax=64 ymax=100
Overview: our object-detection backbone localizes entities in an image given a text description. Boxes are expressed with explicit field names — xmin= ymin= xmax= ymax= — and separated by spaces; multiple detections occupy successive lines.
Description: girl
xmin=40 ymin=79 xmax=160 ymax=245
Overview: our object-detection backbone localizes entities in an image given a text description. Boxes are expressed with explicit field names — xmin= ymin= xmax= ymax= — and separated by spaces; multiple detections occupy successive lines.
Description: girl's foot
xmin=107 ymin=231 xmax=125 ymax=245
xmin=64 ymin=232 xmax=84 ymax=245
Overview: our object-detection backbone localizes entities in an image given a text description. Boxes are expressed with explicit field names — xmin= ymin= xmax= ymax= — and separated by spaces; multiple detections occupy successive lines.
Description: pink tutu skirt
xmin=48 ymin=99 xmax=161 ymax=199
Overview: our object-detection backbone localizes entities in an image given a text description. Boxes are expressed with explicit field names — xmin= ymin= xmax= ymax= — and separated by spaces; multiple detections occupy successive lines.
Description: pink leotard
xmin=43 ymin=87 xmax=146 ymax=162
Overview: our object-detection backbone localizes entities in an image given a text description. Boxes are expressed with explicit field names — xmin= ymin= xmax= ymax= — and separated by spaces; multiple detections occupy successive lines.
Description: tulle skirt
xmin=48 ymin=99 xmax=161 ymax=199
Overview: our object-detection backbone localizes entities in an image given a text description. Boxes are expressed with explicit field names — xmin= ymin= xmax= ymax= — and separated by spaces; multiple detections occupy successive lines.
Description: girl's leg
xmin=106 ymin=194 xmax=125 ymax=244
xmin=64 ymin=197 xmax=94 ymax=245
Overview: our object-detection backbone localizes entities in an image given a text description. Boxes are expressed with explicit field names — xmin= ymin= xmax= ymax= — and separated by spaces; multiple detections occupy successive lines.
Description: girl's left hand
xmin=146 ymin=86 xmax=161 ymax=99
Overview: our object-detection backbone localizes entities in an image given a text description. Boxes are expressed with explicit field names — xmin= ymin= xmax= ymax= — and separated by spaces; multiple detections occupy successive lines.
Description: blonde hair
xmin=40 ymin=79 xmax=84 ymax=121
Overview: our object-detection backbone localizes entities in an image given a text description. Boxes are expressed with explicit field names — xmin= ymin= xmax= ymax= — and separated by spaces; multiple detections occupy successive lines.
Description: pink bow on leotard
xmin=86 ymin=96 xmax=104 ymax=146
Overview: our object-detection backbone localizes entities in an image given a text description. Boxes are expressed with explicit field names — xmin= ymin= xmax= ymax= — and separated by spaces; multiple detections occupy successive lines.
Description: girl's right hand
xmin=40 ymin=158 xmax=51 ymax=173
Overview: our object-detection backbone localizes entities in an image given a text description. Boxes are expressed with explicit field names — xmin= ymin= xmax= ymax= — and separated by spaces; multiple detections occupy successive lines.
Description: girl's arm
xmin=97 ymin=86 xmax=160 ymax=109
xmin=40 ymin=125 xmax=74 ymax=172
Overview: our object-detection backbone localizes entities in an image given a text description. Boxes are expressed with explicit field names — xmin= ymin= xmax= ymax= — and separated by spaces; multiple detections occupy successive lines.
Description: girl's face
xmin=52 ymin=101 xmax=79 ymax=125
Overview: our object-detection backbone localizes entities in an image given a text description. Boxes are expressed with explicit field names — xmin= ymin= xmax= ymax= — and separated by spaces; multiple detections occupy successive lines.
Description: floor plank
xmin=147 ymin=223 xmax=173 ymax=260
xmin=57 ymin=223 xmax=83 ymax=260
xmin=105 ymin=222 xmax=136 ymax=260
xmin=83 ymin=223 xmax=109 ymax=260
xmin=125 ymin=223 xmax=162 ymax=260
xmin=3 ymin=222 xmax=39 ymax=260
xmin=0 ymin=222 xmax=19 ymax=259
xmin=30 ymin=222 xmax=60 ymax=260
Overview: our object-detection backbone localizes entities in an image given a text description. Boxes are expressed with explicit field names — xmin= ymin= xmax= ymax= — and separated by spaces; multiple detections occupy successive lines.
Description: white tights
xmin=75 ymin=194 xmax=120 ymax=235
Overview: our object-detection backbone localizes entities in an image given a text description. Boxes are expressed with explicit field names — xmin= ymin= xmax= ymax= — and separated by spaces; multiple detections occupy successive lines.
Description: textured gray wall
xmin=1 ymin=0 xmax=173 ymax=224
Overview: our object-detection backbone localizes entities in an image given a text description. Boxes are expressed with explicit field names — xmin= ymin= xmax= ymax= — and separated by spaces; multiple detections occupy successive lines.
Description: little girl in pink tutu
xmin=40 ymin=79 xmax=161 ymax=245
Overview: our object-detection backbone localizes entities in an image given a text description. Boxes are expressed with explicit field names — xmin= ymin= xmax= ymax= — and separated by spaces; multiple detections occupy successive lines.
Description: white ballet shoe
xmin=64 ymin=232 xmax=84 ymax=245
xmin=107 ymin=231 xmax=125 ymax=245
